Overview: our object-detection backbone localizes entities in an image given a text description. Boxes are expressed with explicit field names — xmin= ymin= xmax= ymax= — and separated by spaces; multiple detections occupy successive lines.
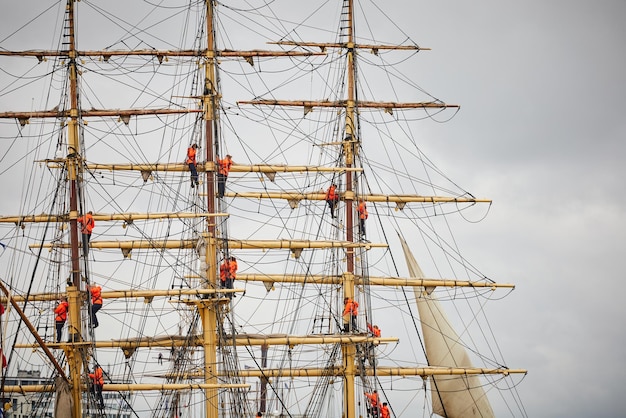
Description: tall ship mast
xmin=0 ymin=1 xmax=526 ymax=417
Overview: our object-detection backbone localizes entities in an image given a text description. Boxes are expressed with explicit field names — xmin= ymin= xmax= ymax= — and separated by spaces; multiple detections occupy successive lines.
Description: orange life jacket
xmin=78 ymin=213 xmax=95 ymax=234
xmin=90 ymin=285 xmax=103 ymax=305
xmin=186 ymin=146 xmax=197 ymax=165
xmin=368 ymin=323 xmax=381 ymax=337
xmin=55 ymin=300 xmax=69 ymax=322
xmin=229 ymin=259 xmax=238 ymax=279
xmin=357 ymin=201 xmax=368 ymax=220
xmin=326 ymin=185 xmax=338 ymax=201
xmin=365 ymin=392 xmax=379 ymax=408
xmin=90 ymin=367 xmax=104 ymax=386
xmin=343 ymin=298 xmax=358 ymax=316
xmin=219 ymin=262 xmax=230 ymax=282
xmin=380 ymin=405 xmax=390 ymax=418
xmin=218 ymin=157 xmax=233 ymax=176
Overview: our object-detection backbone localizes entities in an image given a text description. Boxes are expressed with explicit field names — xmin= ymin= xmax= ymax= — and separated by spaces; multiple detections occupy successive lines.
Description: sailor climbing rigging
xmin=77 ymin=211 xmax=94 ymax=256
xmin=357 ymin=199 xmax=368 ymax=237
xmin=325 ymin=183 xmax=339 ymax=219
xmin=88 ymin=283 xmax=103 ymax=328
xmin=186 ymin=144 xmax=199 ymax=187
xmin=217 ymin=154 xmax=233 ymax=198
xmin=54 ymin=296 xmax=69 ymax=343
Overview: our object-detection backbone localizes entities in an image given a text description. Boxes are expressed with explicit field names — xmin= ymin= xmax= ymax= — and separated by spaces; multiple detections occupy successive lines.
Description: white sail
xmin=399 ymin=236 xmax=494 ymax=418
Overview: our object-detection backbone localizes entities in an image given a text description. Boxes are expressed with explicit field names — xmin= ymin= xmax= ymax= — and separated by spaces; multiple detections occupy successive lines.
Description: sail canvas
xmin=400 ymin=236 xmax=495 ymax=418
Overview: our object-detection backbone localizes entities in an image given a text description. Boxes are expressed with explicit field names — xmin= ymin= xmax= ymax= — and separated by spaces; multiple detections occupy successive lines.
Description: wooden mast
xmin=64 ymin=1 xmax=87 ymax=416
xmin=342 ymin=1 xmax=358 ymax=417
xmin=203 ymin=1 xmax=219 ymax=417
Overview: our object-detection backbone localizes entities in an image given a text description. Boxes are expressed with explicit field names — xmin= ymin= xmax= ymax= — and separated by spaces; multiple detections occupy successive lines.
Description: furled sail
xmin=399 ymin=236 xmax=494 ymax=418
xmin=54 ymin=375 xmax=74 ymax=418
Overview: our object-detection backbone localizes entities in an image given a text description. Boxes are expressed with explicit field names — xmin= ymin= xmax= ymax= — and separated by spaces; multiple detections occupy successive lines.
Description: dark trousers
xmin=367 ymin=405 xmax=379 ymax=418
xmin=92 ymin=383 xmax=104 ymax=407
xmin=188 ymin=163 xmax=199 ymax=184
xmin=326 ymin=199 xmax=338 ymax=218
xmin=359 ymin=219 xmax=366 ymax=236
xmin=217 ymin=173 xmax=228 ymax=197
xmin=56 ymin=320 xmax=65 ymax=343
xmin=221 ymin=278 xmax=233 ymax=298
xmin=343 ymin=315 xmax=357 ymax=332
xmin=82 ymin=233 xmax=91 ymax=256
xmin=91 ymin=303 xmax=102 ymax=328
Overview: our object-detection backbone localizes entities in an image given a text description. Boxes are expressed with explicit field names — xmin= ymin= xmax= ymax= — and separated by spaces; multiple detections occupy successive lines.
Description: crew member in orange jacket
xmin=229 ymin=256 xmax=238 ymax=280
xmin=54 ymin=296 xmax=69 ymax=343
xmin=325 ymin=183 xmax=339 ymax=218
xmin=379 ymin=402 xmax=390 ymax=418
xmin=88 ymin=283 xmax=103 ymax=328
xmin=367 ymin=323 xmax=381 ymax=337
xmin=89 ymin=364 xmax=105 ymax=408
xmin=364 ymin=390 xmax=380 ymax=417
xmin=342 ymin=297 xmax=359 ymax=332
xmin=77 ymin=211 xmax=95 ymax=256
xmin=366 ymin=323 xmax=381 ymax=366
xmin=217 ymin=154 xmax=233 ymax=198
xmin=219 ymin=259 xmax=232 ymax=289
xmin=186 ymin=144 xmax=199 ymax=187
xmin=357 ymin=199 xmax=368 ymax=237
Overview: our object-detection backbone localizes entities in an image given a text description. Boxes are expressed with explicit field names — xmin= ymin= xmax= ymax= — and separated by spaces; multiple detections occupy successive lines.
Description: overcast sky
xmin=1 ymin=1 xmax=625 ymax=417
xmin=408 ymin=1 xmax=626 ymax=417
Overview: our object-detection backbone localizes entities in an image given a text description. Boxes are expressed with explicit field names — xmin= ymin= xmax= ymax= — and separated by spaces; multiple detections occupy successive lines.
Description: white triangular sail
xmin=399 ymin=237 xmax=494 ymax=418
